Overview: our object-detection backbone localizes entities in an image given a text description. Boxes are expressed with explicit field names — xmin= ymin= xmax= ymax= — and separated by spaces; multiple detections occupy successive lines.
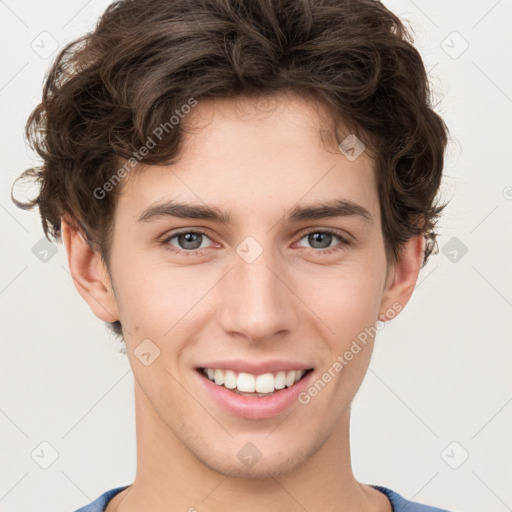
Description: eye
xmin=295 ymin=229 xmax=350 ymax=255
xmin=162 ymin=230 xmax=214 ymax=255
xmin=161 ymin=228 xmax=351 ymax=257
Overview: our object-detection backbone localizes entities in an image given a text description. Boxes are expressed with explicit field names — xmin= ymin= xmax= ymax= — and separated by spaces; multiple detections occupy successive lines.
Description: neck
xmin=107 ymin=382 xmax=390 ymax=512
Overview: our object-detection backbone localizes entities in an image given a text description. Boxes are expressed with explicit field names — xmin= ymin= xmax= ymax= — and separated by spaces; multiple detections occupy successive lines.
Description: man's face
xmin=107 ymin=93 xmax=394 ymax=477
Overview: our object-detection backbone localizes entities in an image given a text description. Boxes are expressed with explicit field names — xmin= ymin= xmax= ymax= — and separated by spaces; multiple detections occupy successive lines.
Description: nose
xmin=217 ymin=244 xmax=299 ymax=344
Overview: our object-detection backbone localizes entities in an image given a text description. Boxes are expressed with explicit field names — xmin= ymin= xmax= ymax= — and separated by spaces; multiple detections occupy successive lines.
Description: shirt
xmin=72 ymin=484 xmax=454 ymax=511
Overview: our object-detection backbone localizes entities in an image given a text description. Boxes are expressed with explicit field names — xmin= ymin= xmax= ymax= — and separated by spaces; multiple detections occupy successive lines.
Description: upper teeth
xmin=204 ymin=368 xmax=307 ymax=393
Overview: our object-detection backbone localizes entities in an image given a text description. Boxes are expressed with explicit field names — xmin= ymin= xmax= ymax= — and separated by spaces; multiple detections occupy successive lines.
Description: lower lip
xmin=195 ymin=369 xmax=314 ymax=420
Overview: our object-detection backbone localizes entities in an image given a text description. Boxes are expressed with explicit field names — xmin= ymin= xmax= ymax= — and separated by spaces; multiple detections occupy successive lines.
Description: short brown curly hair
xmin=13 ymin=0 xmax=449 ymax=338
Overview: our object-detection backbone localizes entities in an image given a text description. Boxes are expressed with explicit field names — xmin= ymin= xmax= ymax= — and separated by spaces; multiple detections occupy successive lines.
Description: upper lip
xmin=196 ymin=359 xmax=314 ymax=375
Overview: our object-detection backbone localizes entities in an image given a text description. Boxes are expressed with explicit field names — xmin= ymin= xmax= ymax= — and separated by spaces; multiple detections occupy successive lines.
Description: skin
xmin=62 ymin=91 xmax=424 ymax=512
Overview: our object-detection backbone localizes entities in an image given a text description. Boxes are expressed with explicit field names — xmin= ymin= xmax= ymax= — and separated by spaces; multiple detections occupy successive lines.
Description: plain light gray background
xmin=1 ymin=1 xmax=511 ymax=511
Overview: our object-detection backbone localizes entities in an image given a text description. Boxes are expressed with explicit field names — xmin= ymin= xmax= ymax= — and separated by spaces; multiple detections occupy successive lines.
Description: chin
xmin=190 ymin=435 xmax=318 ymax=480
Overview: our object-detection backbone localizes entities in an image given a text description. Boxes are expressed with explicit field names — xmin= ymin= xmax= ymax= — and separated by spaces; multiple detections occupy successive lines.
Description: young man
xmin=14 ymin=0 xmax=453 ymax=510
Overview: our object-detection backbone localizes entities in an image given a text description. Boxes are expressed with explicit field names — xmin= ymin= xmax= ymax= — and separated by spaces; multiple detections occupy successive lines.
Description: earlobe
xmin=379 ymin=235 xmax=425 ymax=321
xmin=61 ymin=217 xmax=120 ymax=323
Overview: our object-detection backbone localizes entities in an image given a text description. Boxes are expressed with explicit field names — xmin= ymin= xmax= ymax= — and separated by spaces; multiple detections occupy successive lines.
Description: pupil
xmin=310 ymin=232 xmax=331 ymax=249
xmin=180 ymin=233 xmax=202 ymax=249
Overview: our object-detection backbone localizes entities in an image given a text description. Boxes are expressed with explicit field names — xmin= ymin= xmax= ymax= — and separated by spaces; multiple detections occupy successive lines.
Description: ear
xmin=61 ymin=217 xmax=119 ymax=323
xmin=378 ymin=235 xmax=425 ymax=321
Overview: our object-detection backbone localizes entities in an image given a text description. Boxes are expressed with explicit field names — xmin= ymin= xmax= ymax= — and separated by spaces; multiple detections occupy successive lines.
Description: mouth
xmin=196 ymin=367 xmax=314 ymax=398
xmin=194 ymin=363 xmax=314 ymax=420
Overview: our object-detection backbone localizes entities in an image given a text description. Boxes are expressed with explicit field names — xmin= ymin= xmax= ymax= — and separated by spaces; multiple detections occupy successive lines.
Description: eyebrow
xmin=136 ymin=198 xmax=372 ymax=224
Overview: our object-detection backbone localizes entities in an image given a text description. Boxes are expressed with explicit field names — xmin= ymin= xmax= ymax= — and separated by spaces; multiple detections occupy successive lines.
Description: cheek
xmin=112 ymin=252 xmax=216 ymax=345
xmin=111 ymin=234 xmax=387 ymax=349
xmin=297 ymin=262 xmax=385 ymax=344
xmin=299 ymin=271 xmax=384 ymax=408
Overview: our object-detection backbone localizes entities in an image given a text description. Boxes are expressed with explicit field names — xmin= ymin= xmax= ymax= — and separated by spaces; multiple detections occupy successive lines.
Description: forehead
xmin=117 ymin=92 xmax=379 ymax=225
xmin=182 ymin=91 xmax=354 ymax=155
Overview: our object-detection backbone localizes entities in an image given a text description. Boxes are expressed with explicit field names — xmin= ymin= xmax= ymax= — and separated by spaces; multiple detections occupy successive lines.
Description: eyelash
xmin=161 ymin=228 xmax=351 ymax=257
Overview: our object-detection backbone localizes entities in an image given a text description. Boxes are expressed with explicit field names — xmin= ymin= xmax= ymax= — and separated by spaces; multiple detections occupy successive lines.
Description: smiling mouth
xmin=197 ymin=367 xmax=314 ymax=397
